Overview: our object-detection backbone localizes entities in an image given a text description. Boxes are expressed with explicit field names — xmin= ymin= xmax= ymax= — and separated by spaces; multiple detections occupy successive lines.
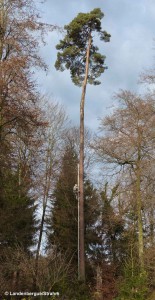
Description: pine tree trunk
xmin=79 ymin=34 xmax=92 ymax=281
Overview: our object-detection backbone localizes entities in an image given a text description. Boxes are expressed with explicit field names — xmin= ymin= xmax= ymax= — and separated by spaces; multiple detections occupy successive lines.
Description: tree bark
xmin=0 ymin=0 xmax=4 ymax=60
xmin=136 ymin=149 xmax=144 ymax=272
xmin=34 ymin=204 xmax=46 ymax=289
xmin=34 ymin=144 xmax=53 ymax=288
xmin=79 ymin=34 xmax=92 ymax=281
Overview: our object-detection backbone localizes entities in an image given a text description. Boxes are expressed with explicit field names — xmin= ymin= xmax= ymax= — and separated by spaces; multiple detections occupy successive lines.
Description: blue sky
xmin=36 ymin=0 xmax=155 ymax=131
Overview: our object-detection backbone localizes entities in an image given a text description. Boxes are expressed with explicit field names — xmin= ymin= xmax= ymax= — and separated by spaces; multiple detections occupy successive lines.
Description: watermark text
xmin=4 ymin=291 xmax=59 ymax=297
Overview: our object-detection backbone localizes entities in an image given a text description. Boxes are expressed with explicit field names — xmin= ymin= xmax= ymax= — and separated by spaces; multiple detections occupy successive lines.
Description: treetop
xmin=55 ymin=8 xmax=111 ymax=86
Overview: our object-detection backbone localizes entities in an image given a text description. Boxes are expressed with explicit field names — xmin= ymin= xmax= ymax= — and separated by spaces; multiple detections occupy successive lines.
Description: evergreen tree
xmin=55 ymin=8 xmax=110 ymax=280
xmin=47 ymin=145 xmax=100 ymax=275
xmin=48 ymin=145 xmax=78 ymax=262
xmin=0 ymin=169 xmax=37 ymax=251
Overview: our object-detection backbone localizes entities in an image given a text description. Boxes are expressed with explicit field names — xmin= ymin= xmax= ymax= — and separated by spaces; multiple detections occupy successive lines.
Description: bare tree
xmin=0 ymin=245 xmax=71 ymax=294
xmin=34 ymin=100 xmax=68 ymax=288
xmin=95 ymin=90 xmax=155 ymax=272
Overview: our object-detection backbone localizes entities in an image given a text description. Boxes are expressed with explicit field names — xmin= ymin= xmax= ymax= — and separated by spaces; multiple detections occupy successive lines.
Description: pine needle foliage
xmin=55 ymin=8 xmax=110 ymax=86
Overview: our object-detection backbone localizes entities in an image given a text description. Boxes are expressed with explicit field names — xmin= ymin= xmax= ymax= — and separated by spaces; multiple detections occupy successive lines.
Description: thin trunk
xmin=136 ymin=150 xmax=144 ymax=272
xmin=131 ymin=245 xmax=134 ymax=277
xmin=0 ymin=0 xmax=4 ymax=60
xmin=149 ymin=204 xmax=154 ymax=246
xmin=34 ymin=143 xmax=53 ymax=288
xmin=0 ymin=0 xmax=7 ymax=60
xmin=34 ymin=203 xmax=46 ymax=288
xmin=12 ymin=271 xmax=19 ymax=291
xmin=96 ymin=265 xmax=103 ymax=300
xmin=111 ymin=235 xmax=116 ymax=264
xmin=0 ymin=0 xmax=4 ymax=141
xmin=79 ymin=34 xmax=92 ymax=281
xmin=18 ymin=141 xmax=22 ymax=198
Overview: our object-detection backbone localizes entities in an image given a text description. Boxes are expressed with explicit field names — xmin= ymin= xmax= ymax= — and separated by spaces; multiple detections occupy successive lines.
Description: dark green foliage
xmin=47 ymin=145 xmax=78 ymax=262
xmin=55 ymin=8 xmax=110 ymax=86
xmin=47 ymin=145 xmax=100 ymax=271
xmin=0 ymin=170 xmax=37 ymax=251
xmin=65 ymin=279 xmax=91 ymax=300
xmin=52 ymin=275 xmax=91 ymax=300
xmin=84 ymin=180 xmax=101 ymax=258
xmin=115 ymin=259 xmax=148 ymax=300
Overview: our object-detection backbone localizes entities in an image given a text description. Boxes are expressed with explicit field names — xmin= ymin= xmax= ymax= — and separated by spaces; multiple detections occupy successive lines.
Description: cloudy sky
xmin=36 ymin=0 xmax=155 ymax=131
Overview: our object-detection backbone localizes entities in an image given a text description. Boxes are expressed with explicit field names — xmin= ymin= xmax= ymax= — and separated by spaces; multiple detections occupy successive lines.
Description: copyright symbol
xmin=5 ymin=291 xmax=9 ymax=295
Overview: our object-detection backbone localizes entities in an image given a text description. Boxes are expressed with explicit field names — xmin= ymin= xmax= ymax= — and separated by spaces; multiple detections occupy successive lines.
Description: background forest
xmin=1 ymin=1 xmax=155 ymax=300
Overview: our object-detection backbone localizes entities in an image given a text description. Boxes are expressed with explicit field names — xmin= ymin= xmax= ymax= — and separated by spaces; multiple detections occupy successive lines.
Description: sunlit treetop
xmin=55 ymin=8 xmax=111 ymax=86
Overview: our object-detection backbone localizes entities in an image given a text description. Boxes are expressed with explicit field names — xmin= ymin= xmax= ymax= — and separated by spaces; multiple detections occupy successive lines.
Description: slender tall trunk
xmin=79 ymin=34 xmax=92 ymax=281
xmin=34 ymin=145 xmax=53 ymax=288
xmin=136 ymin=149 xmax=144 ymax=272
xmin=0 ymin=0 xmax=4 ymax=60
xmin=12 ymin=271 xmax=19 ymax=291
xmin=34 ymin=203 xmax=46 ymax=288
xmin=0 ymin=0 xmax=4 ymax=140
xmin=96 ymin=265 xmax=103 ymax=300
xmin=149 ymin=206 xmax=154 ymax=246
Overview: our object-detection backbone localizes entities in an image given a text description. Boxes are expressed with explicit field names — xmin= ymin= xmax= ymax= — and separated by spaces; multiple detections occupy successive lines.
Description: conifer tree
xmin=48 ymin=146 xmax=78 ymax=262
xmin=47 ymin=145 xmax=100 ymax=276
xmin=0 ymin=169 xmax=37 ymax=251
xmin=55 ymin=8 xmax=110 ymax=280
